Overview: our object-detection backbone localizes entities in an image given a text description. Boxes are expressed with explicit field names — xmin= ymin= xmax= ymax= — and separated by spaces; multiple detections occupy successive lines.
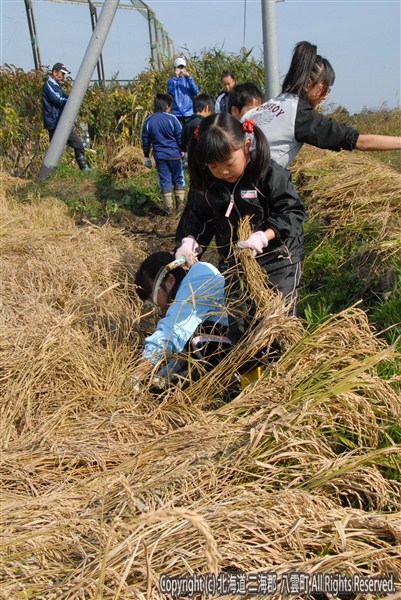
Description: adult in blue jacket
xmin=42 ymin=62 xmax=89 ymax=171
xmin=166 ymin=57 xmax=199 ymax=125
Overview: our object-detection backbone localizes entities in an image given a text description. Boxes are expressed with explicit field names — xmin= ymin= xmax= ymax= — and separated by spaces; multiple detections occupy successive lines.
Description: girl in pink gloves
xmin=175 ymin=112 xmax=306 ymax=343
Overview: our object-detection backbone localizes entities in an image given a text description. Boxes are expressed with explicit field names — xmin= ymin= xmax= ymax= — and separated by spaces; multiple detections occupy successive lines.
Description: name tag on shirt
xmin=241 ymin=190 xmax=258 ymax=199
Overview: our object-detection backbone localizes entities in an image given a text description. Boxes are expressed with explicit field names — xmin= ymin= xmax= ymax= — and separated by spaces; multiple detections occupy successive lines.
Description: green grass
xmin=299 ymin=219 xmax=366 ymax=318
xmin=299 ymin=217 xmax=401 ymax=384
xmin=19 ymin=157 xmax=164 ymax=222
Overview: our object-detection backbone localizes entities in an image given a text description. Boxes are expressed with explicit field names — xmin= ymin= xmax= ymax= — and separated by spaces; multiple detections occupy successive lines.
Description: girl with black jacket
xmin=175 ymin=113 xmax=306 ymax=343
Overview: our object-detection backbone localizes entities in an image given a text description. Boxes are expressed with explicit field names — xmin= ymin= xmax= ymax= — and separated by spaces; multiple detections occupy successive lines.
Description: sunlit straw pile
xmin=1 ymin=167 xmax=400 ymax=598
xmin=107 ymin=146 xmax=149 ymax=179
xmin=292 ymin=147 xmax=401 ymax=257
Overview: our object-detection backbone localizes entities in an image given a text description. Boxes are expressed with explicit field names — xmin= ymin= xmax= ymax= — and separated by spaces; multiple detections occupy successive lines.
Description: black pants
xmin=48 ymin=127 xmax=87 ymax=170
xmin=224 ymin=260 xmax=301 ymax=345
xmin=185 ymin=320 xmax=232 ymax=368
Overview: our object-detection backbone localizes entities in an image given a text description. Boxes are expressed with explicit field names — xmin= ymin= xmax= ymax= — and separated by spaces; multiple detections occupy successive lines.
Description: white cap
xmin=174 ymin=57 xmax=187 ymax=68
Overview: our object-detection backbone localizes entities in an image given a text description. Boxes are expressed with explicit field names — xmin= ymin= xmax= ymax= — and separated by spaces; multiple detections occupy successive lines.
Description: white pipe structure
xmin=37 ymin=0 xmax=120 ymax=181
xmin=261 ymin=0 xmax=280 ymax=100
xmin=41 ymin=0 xmax=174 ymax=69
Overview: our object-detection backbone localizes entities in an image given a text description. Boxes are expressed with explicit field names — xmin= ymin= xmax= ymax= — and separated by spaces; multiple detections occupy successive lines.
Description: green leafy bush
xmin=0 ymin=65 xmax=48 ymax=177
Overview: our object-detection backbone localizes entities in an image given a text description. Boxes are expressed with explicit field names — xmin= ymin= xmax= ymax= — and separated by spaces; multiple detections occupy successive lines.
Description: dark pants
xmin=224 ymin=260 xmax=302 ymax=345
xmin=186 ymin=320 xmax=231 ymax=366
xmin=48 ymin=127 xmax=87 ymax=170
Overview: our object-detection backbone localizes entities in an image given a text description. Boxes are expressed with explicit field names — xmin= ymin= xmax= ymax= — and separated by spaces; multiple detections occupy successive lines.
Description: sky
xmin=1 ymin=0 xmax=400 ymax=114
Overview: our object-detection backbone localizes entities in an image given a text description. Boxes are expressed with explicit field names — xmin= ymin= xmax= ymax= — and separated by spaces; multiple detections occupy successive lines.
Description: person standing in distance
xmin=228 ymin=82 xmax=264 ymax=120
xmin=166 ymin=57 xmax=199 ymax=127
xmin=215 ymin=69 xmax=236 ymax=113
xmin=181 ymin=93 xmax=214 ymax=153
xmin=242 ymin=41 xmax=401 ymax=168
xmin=42 ymin=62 xmax=90 ymax=171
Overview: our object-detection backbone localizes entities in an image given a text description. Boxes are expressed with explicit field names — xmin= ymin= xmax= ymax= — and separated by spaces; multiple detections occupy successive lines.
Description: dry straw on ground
xmin=292 ymin=147 xmax=401 ymax=258
xmin=1 ymin=165 xmax=400 ymax=599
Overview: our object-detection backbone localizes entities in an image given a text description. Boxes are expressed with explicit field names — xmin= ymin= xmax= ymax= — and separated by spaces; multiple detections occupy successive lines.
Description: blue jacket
xmin=141 ymin=111 xmax=182 ymax=160
xmin=166 ymin=76 xmax=199 ymax=117
xmin=143 ymin=261 xmax=227 ymax=364
xmin=42 ymin=76 xmax=68 ymax=130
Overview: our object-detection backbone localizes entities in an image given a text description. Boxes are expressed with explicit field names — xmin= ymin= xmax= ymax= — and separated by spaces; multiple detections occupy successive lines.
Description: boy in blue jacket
xmin=141 ymin=93 xmax=185 ymax=213
xmin=42 ymin=62 xmax=89 ymax=171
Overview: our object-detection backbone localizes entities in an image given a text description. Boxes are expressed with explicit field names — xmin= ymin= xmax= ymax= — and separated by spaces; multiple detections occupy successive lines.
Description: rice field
xmin=0 ymin=151 xmax=400 ymax=599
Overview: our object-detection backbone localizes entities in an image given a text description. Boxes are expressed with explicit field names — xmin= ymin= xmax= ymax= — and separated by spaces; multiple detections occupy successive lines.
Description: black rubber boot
xmin=75 ymin=151 xmax=90 ymax=171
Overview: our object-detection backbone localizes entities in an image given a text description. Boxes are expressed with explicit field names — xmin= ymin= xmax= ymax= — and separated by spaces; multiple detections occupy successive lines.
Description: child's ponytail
xmin=248 ymin=123 xmax=271 ymax=183
xmin=282 ymin=40 xmax=335 ymax=100
xmin=282 ymin=41 xmax=317 ymax=98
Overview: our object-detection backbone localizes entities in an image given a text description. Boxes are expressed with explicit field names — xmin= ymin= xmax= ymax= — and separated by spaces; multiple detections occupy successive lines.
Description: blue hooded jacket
xmin=166 ymin=75 xmax=199 ymax=117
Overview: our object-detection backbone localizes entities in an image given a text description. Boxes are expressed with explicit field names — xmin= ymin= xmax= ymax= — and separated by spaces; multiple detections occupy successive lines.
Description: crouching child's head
xmin=135 ymin=251 xmax=187 ymax=311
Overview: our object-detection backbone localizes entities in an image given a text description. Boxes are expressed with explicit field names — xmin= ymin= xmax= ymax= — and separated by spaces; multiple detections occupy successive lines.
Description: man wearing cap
xmin=42 ymin=62 xmax=90 ymax=171
xmin=166 ymin=57 xmax=199 ymax=126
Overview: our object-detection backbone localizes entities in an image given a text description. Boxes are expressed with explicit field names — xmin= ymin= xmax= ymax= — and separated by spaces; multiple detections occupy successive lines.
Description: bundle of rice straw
xmin=292 ymin=147 xmax=401 ymax=257
xmin=107 ymin=146 xmax=149 ymax=179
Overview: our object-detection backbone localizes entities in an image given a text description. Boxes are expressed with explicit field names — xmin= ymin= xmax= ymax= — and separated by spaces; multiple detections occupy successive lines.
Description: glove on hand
xmin=175 ymin=237 xmax=199 ymax=266
xmin=143 ymin=157 xmax=152 ymax=168
xmin=237 ymin=231 xmax=268 ymax=256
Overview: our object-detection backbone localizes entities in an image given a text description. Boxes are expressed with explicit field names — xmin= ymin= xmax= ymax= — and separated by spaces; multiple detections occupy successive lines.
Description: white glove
xmin=143 ymin=157 xmax=152 ymax=168
xmin=237 ymin=231 xmax=268 ymax=256
xmin=175 ymin=237 xmax=199 ymax=266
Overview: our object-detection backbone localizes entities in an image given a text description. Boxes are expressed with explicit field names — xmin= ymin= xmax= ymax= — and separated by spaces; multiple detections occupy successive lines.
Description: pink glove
xmin=175 ymin=237 xmax=199 ymax=266
xmin=237 ymin=231 xmax=268 ymax=256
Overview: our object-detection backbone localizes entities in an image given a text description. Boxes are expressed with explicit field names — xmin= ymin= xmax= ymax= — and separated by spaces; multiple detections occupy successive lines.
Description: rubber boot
xmin=174 ymin=187 xmax=186 ymax=213
xmin=161 ymin=190 xmax=174 ymax=215
xmin=75 ymin=150 xmax=90 ymax=171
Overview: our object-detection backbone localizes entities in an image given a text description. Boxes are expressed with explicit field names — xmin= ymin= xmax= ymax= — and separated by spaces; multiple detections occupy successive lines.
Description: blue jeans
xmin=155 ymin=157 xmax=185 ymax=192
